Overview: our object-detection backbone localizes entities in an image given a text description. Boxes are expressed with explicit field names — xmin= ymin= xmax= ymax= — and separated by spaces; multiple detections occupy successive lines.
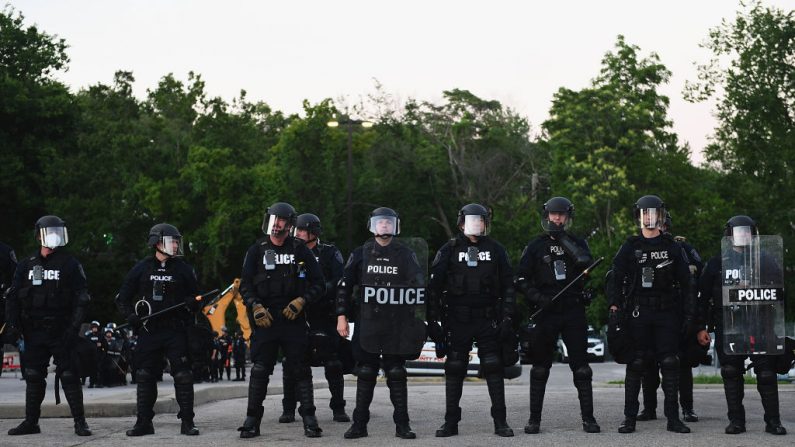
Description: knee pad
xmin=59 ymin=370 xmax=79 ymax=385
xmin=721 ymin=364 xmax=742 ymax=380
xmin=480 ymin=352 xmax=502 ymax=375
xmin=660 ymin=355 xmax=679 ymax=372
xmin=250 ymin=362 xmax=270 ymax=380
xmin=136 ymin=368 xmax=156 ymax=384
xmin=385 ymin=365 xmax=407 ymax=382
xmin=173 ymin=369 xmax=193 ymax=385
xmin=324 ymin=359 xmax=343 ymax=376
xmin=530 ymin=365 xmax=549 ymax=381
xmin=444 ymin=351 xmax=469 ymax=377
xmin=24 ymin=368 xmax=46 ymax=383
xmin=573 ymin=365 xmax=592 ymax=382
xmin=756 ymin=368 xmax=776 ymax=386
xmin=628 ymin=357 xmax=646 ymax=373
xmin=357 ymin=363 xmax=379 ymax=382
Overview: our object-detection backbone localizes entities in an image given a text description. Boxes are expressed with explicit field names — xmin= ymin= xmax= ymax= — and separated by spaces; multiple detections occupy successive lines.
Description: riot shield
xmin=721 ymin=235 xmax=785 ymax=355
xmin=358 ymin=237 xmax=427 ymax=357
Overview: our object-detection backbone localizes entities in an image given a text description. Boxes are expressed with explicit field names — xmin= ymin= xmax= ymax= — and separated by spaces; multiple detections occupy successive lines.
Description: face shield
xmin=157 ymin=235 xmax=184 ymax=257
xmin=639 ymin=208 xmax=664 ymax=230
xmin=731 ymin=226 xmax=754 ymax=247
xmin=541 ymin=212 xmax=571 ymax=234
xmin=462 ymin=215 xmax=489 ymax=236
xmin=39 ymin=226 xmax=68 ymax=249
xmin=265 ymin=215 xmax=291 ymax=236
xmin=368 ymin=215 xmax=399 ymax=237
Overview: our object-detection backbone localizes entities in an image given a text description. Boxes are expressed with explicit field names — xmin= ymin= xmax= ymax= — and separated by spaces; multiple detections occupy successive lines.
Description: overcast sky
xmin=11 ymin=1 xmax=792 ymax=163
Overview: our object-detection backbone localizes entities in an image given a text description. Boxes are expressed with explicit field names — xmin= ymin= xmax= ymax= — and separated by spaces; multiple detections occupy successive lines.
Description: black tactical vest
xmin=445 ymin=237 xmax=500 ymax=307
xmin=137 ymin=258 xmax=185 ymax=312
xmin=360 ymin=240 xmax=405 ymax=287
xmin=252 ymin=237 xmax=303 ymax=308
xmin=17 ymin=250 xmax=73 ymax=319
xmin=628 ymin=235 xmax=678 ymax=302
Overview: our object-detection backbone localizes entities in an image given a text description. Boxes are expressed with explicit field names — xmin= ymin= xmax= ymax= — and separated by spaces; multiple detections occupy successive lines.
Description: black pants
xmin=528 ymin=304 xmax=589 ymax=370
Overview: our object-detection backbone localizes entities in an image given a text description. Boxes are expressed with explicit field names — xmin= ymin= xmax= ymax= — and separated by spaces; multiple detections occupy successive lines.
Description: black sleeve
xmin=115 ymin=261 xmax=145 ymax=318
xmin=495 ymin=242 xmax=516 ymax=317
xmin=4 ymin=259 xmax=27 ymax=327
xmin=514 ymin=242 xmax=534 ymax=296
xmin=324 ymin=246 xmax=345 ymax=295
xmin=609 ymin=242 xmax=634 ymax=308
xmin=296 ymin=242 xmax=326 ymax=304
xmin=239 ymin=245 xmax=260 ymax=307
xmin=673 ymin=241 xmax=696 ymax=320
xmin=67 ymin=257 xmax=90 ymax=330
xmin=336 ymin=247 xmax=362 ymax=317
xmin=428 ymin=243 xmax=450 ymax=318
xmin=0 ymin=244 xmax=16 ymax=291
xmin=697 ymin=256 xmax=720 ymax=331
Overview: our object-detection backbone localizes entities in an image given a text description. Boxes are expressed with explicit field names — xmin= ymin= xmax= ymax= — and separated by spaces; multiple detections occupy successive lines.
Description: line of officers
xmin=0 ymin=195 xmax=789 ymax=439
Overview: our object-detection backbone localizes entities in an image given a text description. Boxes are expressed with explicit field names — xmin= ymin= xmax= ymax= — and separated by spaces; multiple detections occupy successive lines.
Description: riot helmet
xmin=262 ymin=202 xmax=297 ymax=236
xmin=634 ymin=195 xmax=665 ymax=230
xmin=90 ymin=320 xmax=100 ymax=330
xmin=457 ymin=203 xmax=490 ymax=236
xmin=35 ymin=215 xmax=68 ymax=249
xmin=148 ymin=223 xmax=184 ymax=257
xmin=541 ymin=197 xmax=574 ymax=235
xmin=724 ymin=215 xmax=758 ymax=247
xmin=293 ymin=213 xmax=322 ymax=243
xmin=663 ymin=211 xmax=673 ymax=233
xmin=368 ymin=207 xmax=400 ymax=238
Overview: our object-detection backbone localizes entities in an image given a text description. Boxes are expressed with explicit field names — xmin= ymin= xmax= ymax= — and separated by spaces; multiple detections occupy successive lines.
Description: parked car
xmin=406 ymin=339 xmax=522 ymax=379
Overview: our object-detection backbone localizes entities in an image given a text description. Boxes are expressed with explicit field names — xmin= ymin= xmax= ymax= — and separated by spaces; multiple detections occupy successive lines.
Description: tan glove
xmin=282 ymin=297 xmax=306 ymax=320
xmin=252 ymin=303 xmax=273 ymax=328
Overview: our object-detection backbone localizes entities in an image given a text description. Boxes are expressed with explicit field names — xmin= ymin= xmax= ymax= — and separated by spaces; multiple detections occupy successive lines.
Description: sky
xmin=10 ymin=1 xmax=793 ymax=164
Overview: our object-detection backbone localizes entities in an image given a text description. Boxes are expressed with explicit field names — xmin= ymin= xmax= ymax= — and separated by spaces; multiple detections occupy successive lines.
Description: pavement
xmin=0 ymin=361 xmax=793 ymax=446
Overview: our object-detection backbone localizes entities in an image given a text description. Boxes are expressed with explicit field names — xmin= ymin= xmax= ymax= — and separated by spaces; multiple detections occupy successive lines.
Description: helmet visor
xmin=158 ymin=235 xmax=184 ymax=256
xmin=731 ymin=226 xmax=754 ymax=247
xmin=265 ymin=215 xmax=291 ymax=236
xmin=639 ymin=208 xmax=664 ymax=229
xmin=39 ymin=227 xmax=68 ymax=248
xmin=463 ymin=215 xmax=489 ymax=236
xmin=368 ymin=215 xmax=399 ymax=236
xmin=541 ymin=212 xmax=572 ymax=233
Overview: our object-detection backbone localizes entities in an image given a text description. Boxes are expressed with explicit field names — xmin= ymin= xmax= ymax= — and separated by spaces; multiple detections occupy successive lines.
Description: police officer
xmin=237 ymin=202 xmax=326 ymax=439
xmin=608 ymin=195 xmax=694 ymax=434
xmin=280 ymin=213 xmax=349 ymax=424
xmin=428 ymin=203 xmax=515 ymax=437
xmin=515 ymin=197 xmax=600 ymax=434
xmin=4 ymin=216 xmax=92 ymax=436
xmin=218 ymin=327 xmax=232 ymax=380
xmin=697 ymin=215 xmax=786 ymax=435
xmin=336 ymin=207 xmax=423 ymax=439
xmin=83 ymin=321 xmax=105 ymax=388
xmin=0 ymin=241 xmax=17 ymax=378
xmin=233 ymin=330 xmax=247 ymax=381
xmin=115 ymin=223 xmax=202 ymax=436
xmin=637 ymin=212 xmax=704 ymax=423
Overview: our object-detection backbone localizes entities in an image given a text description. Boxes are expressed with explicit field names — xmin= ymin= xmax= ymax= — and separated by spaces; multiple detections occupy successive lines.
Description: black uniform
xmin=233 ymin=334 xmax=247 ymax=380
xmin=639 ymin=237 xmax=704 ymax=422
xmin=699 ymin=251 xmax=786 ymax=434
xmin=5 ymin=248 xmax=91 ymax=435
xmin=282 ymin=242 xmax=347 ymax=422
xmin=237 ymin=235 xmax=325 ymax=438
xmin=429 ymin=234 xmax=515 ymax=436
xmin=610 ymin=233 xmax=695 ymax=432
xmin=515 ymin=233 xmax=598 ymax=432
xmin=83 ymin=328 xmax=106 ymax=387
xmin=336 ymin=238 xmax=424 ymax=438
xmin=115 ymin=255 xmax=201 ymax=434
xmin=0 ymin=241 xmax=18 ymax=378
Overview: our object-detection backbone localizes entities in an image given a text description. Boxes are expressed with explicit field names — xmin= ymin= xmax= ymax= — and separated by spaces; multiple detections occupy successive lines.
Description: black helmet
xmin=148 ymin=223 xmax=183 ymax=256
xmin=633 ymin=195 xmax=666 ymax=229
xmin=457 ymin=203 xmax=490 ymax=236
xmin=541 ymin=197 xmax=574 ymax=234
xmin=294 ymin=213 xmax=322 ymax=236
xmin=368 ymin=207 xmax=400 ymax=237
xmin=262 ymin=202 xmax=297 ymax=235
xmin=725 ymin=215 xmax=758 ymax=247
xmin=663 ymin=211 xmax=672 ymax=232
xmin=35 ymin=215 xmax=68 ymax=248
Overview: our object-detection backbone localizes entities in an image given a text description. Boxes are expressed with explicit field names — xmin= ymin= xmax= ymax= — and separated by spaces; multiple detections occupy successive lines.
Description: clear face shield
xmin=731 ymin=226 xmax=754 ymax=247
xmin=462 ymin=215 xmax=489 ymax=236
xmin=368 ymin=215 xmax=399 ymax=237
xmin=39 ymin=226 xmax=68 ymax=249
xmin=639 ymin=208 xmax=664 ymax=230
xmin=541 ymin=212 xmax=571 ymax=234
xmin=265 ymin=215 xmax=291 ymax=236
xmin=292 ymin=227 xmax=316 ymax=243
xmin=157 ymin=235 xmax=184 ymax=257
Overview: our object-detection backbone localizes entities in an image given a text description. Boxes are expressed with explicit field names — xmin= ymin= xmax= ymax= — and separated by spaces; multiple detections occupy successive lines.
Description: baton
xmin=118 ymin=288 xmax=220 ymax=331
xmin=529 ymin=257 xmax=604 ymax=320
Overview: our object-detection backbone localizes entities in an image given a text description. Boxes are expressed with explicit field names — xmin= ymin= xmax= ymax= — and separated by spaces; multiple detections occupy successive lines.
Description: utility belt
xmin=633 ymin=293 xmax=676 ymax=311
xmin=446 ymin=305 xmax=496 ymax=322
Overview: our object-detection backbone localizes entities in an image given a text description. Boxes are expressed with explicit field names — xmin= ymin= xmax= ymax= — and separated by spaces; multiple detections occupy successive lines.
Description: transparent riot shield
xmin=721 ymin=235 xmax=785 ymax=355
xmin=358 ymin=237 xmax=427 ymax=357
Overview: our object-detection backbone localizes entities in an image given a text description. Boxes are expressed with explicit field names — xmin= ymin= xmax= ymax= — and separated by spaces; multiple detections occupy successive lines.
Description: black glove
xmin=529 ymin=289 xmax=552 ymax=309
xmin=498 ymin=317 xmax=515 ymax=341
xmin=126 ymin=313 xmax=143 ymax=329
xmin=3 ymin=324 xmax=20 ymax=344
xmin=608 ymin=309 xmax=621 ymax=328
xmin=427 ymin=321 xmax=444 ymax=344
xmin=184 ymin=294 xmax=202 ymax=312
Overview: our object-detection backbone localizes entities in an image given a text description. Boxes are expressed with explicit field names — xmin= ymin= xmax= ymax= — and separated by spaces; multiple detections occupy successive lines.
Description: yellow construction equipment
xmin=202 ymin=279 xmax=252 ymax=342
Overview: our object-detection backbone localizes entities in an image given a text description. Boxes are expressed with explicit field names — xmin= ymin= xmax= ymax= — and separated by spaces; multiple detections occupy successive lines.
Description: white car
xmin=557 ymin=327 xmax=605 ymax=363
xmin=406 ymin=339 xmax=523 ymax=379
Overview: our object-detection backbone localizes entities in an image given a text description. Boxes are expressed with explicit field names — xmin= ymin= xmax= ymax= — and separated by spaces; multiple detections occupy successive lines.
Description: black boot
xmin=238 ymin=366 xmax=268 ymax=439
xmin=388 ymin=378 xmax=415 ymax=439
xmin=679 ymin=365 xmax=696 ymax=422
xmin=327 ymin=371 xmax=350 ymax=422
xmin=436 ymin=376 xmax=463 ymax=437
xmin=126 ymin=418 xmax=155 ymax=437
xmin=618 ymin=418 xmax=636 ymax=434
xmin=174 ymin=371 xmax=199 ymax=435
xmin=619 ymin=361 xmax=642 ymax=433
xmin=525 ymin=366 xmax=548 ymax=434
xmin=61 ymin=373 xmax=92 ymax=436
xmin=127 ymin=376 xmax=157 ymax=436
xmin=9 ymin=373 xmax=45 ymax=435
xmin=638 ymin=364 xmax=659 ymax=422
xmin=280 ymin=368 xmax=297 ymax=423
xmin=682 ymin=408 xmax=698 ymax=423
xmin=722 ymin=364 xmax=746 ymax=434
xmin=344 ymin=373 xmax=375 ymax=439
xmin=297 ymin=378 xmax=322 ymax=438
xmin=758 ymin=370 xmax=786 ymax=435
xmin=636 ymin=408 xmax=656 ymax=421
xmin=573 ymin=366 xmax=600 ymax=433
xmin=661 ymin=357 xmax=689 ymax=433
xmin=486 ymin=374 xmax=513 ymax=437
